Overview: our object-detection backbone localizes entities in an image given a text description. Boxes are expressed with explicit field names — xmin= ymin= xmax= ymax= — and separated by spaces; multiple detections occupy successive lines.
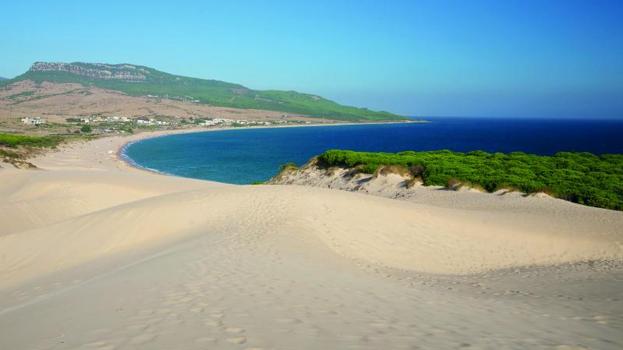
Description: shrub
xmin=80 ymin=125 xmax=92 ymax=133
xmin=409 ymin=164 xmax=425 ymax=177
xmin=316 ymin=149 xmax=623 ymax=211
xmin=0 ymin=133 xmax=63 ymax=148
xmin=279 ymin=162 xmax=298 ymax=172
xmin=446 ymin=178 xmax=463 ymax=190
xmin=0 ymin=149 xmax=20 ymax=158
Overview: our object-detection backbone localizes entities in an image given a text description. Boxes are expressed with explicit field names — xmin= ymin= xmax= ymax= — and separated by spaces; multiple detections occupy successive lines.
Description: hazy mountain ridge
xmin=5 ymin=62 xmax=404 ymax=121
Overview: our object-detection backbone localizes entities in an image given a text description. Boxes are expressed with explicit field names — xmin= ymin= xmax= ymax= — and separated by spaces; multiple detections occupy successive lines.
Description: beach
xmin=1 ymin=130 xmax=623 ymax=349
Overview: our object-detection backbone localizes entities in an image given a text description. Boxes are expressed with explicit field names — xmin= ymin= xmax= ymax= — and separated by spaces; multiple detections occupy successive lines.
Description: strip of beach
xmin=1 ymin=128 xmax=622 ymax=349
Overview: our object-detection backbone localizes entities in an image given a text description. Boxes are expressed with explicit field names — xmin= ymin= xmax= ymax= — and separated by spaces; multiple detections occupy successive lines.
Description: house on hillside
xmin=21 ymin=117 xmax=46 ymax=125
xmin=105 ymin=116 xmax=130 ymax=122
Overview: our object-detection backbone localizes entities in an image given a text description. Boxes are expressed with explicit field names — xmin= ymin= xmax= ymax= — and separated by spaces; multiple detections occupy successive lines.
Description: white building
xmin=135 ymin=118 xmax=170 ymax=126
xmin=199 ymin=119 xmax=219 ymax=126
xmin=105 ymin=116 xmax=130 ymax=123
xmin=21 ymin=117 xmax=46 ymax=125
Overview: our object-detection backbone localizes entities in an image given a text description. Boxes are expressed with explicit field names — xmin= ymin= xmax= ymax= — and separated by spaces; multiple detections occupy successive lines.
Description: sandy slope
xmin=1 ymin=131 xmax=622 ymax=349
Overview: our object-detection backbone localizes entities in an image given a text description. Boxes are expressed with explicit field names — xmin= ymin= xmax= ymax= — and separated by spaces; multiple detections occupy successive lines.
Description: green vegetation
xmin=317 ymin=149 xmax=623 ymax=210
xmin=0 ymin=148 xmax=20 ymax=158
xmin=80 ymin=124 xmax=92 ymax=133
xmin=279 ymin=162 xmax=299 ymax=172
xmin=269 ymin=162 xmax=299 ymax=183
xmin=6 ymin=91 xmax=35 ymax=100
xmin=5 ymin=62 xmax=405 ymax=122
xmin=0 ymin=133 xmax=64 ymax=148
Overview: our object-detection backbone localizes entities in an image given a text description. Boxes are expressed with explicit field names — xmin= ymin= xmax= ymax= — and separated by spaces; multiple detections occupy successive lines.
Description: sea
xmin=123 ymin=117 xmax=623 ymax=184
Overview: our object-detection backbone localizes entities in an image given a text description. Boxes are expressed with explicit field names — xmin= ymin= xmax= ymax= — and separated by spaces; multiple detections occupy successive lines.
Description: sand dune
xmin=1 ymin=131 xmax=622 ymax=349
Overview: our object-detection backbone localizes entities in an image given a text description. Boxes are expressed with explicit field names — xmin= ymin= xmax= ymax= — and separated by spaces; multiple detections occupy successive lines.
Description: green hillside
xmin=5 ymin=62 xmax=405 ymax=122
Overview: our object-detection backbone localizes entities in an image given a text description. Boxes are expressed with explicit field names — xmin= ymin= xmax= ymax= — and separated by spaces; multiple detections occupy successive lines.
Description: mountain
xmin=0 ymin=77 xmax=7 ymax=81
xmin=4 ymin=62 xmax=404 ymax=121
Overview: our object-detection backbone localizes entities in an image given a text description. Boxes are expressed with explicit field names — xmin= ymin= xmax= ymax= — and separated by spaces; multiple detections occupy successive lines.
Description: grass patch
xmin=317 ymin=149 xmax=623 ymax=210
xmin=0 ymin=133 xmax=64 ymax=148
xmin=6 ymin=90 xmax=35 ymax=100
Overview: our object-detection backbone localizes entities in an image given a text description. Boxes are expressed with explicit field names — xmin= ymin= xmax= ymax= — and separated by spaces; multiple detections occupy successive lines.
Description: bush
xmin=446 ymin=178 xmax=463 ymax=190
xmin=279 ymin=162 xmax=298 ymax=172
xmin=80 ymin=125 xmax=92 ymax=133
xmin=0 ymin=133 xmax=63 ymax=148
xmin=316 ymin=149 xmax=623 ymax=211
xmin=0 ymin=149 xmax=20 ymax=158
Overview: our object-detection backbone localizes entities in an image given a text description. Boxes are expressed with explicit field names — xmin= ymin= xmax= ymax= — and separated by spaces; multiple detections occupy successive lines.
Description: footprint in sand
xmin=144 ymin=317 xmax=164 ymax=325
xmin=225 ymin=327 xmax=245 ymax=334
xmin=88 ymin=328 xmax=112 ymax=336
xmin=275 ymin=318 xmax=302 ymax=324
xmin=194 ymin=337 xmax=216 ymax=344
xmin=205 ymin=319 xmax=223 ymax=327
xmin=226 ymin=336 xmax=247 ymax=344
xmin=129 ymin=333 xmax=157 ymax=345
xmin=190 ymin=306 xmax=204 ymax=313
xmin=126 ymin=324 xmax=149 ymax=331
xmin=164 ymin=318 xmax=184 ymax=326
xmin=592 ymin=315 xmax=609 ymax=324
xmin=81 ymin=341 xmax=115 ymax=349
xmin=84 ymin=346 xmax=115 ymax=350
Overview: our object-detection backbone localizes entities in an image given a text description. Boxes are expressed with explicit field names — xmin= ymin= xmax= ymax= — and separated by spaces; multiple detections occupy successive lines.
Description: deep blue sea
xmin=123 ymin=117 xmax=623 ymax=184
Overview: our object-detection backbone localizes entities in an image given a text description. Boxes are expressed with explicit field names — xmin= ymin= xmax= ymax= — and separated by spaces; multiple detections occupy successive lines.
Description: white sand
xmin=1 ymin=130 xmax=622 ymax=349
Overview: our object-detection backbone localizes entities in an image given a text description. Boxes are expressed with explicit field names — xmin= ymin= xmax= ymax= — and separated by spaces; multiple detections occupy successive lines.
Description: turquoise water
xmin=123 ymin=117 xmax=623 ymax=184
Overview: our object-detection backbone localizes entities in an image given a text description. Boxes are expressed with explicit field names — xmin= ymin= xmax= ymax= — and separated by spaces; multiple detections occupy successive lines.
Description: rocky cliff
xmin=30 ymin=62 xmax=148 ymax=81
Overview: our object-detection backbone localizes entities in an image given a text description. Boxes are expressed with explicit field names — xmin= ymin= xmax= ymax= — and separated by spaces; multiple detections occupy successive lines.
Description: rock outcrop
xmin=30 ymin=62 xmax=148 ymax=81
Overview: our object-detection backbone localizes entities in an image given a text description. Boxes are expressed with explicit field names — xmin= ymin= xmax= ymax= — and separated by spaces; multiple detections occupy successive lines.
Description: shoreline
xmin=14 ymin=119 xmax=623 ymax=217
xmin=114 ymin=119 xmax=422 ymax=181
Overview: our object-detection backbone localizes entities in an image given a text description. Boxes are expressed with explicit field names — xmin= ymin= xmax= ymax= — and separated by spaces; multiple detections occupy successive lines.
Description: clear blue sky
xmin=2 ymin=0 xmax=622 ymax=118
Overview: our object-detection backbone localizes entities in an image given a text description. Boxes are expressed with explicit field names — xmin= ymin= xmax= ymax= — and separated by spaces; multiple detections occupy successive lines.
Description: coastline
xmin=114 ymin=119 xmax=421 ymax=179
xmin=1 ymin=120 xmax=622 ymax=349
